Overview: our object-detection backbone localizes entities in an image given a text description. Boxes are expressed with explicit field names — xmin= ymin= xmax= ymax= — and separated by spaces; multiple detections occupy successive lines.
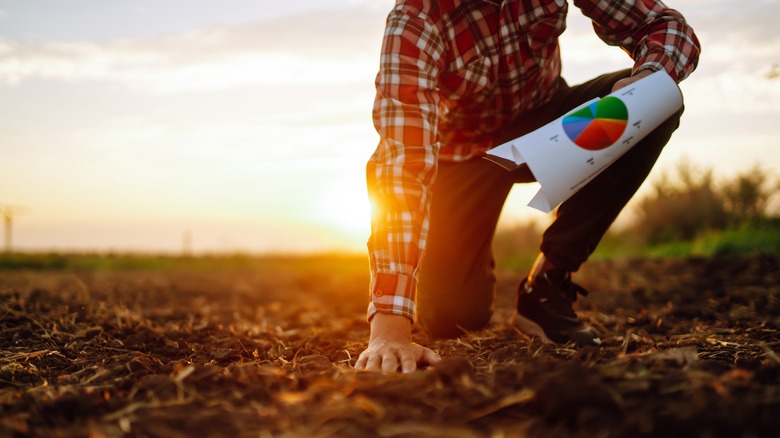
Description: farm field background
xmin=1 ymin=253 xmax=779 ymax=437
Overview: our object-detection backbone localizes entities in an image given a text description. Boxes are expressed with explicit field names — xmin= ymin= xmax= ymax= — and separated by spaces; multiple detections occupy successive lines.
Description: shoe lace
xmin=541 ymin=271 xmax=589 ymax=302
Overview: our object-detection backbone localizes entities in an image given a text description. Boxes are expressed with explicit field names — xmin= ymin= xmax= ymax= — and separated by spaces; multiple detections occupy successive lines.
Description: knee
xmin=663 ymin=106 xmax=684 ymax=133
xmin=633 ymin=107 xmax=683 ymax=160
xmin=656 ymin=106 xmax=684 ymax=141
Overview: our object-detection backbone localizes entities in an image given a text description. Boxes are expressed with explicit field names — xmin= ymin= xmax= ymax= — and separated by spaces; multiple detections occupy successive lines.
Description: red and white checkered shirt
xmin=366 ymin=0 xmax=700 ymax=322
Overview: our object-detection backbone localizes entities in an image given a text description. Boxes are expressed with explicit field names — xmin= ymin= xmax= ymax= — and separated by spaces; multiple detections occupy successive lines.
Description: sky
xmin=0 ymin=0 xmax=779 ymax=254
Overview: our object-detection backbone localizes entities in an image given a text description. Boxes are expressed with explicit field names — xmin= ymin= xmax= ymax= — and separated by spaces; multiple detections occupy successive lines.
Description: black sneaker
xmin=513 ymin=270 xmax=601 ymax=347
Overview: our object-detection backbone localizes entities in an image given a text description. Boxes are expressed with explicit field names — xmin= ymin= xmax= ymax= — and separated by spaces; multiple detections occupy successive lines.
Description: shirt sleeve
xmin=574 ymin=0 xmax=701 ymax=81
xmin=366 ymin=7 xmax=445 ymax=323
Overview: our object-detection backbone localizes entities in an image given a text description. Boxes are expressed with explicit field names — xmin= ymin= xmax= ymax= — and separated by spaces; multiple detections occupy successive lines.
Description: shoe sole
xmin=512 ymin=313 xmax=603 ymax=346
xmin=512 ymin=313 xmax=555 ymax=344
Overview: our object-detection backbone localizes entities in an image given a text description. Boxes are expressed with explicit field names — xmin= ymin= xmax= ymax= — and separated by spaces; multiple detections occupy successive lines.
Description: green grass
xmin=596 ymin=219 xmax=780 ymax=260
xmin=691 ymin=221 xmax=780 ymax=256
xmin=0 ymin=251 xmax=368 ymax=273
xmin=494 ymin=252 xmax=538 ymax=274
xmin=2 ymin=219 xmax=777 ymax=274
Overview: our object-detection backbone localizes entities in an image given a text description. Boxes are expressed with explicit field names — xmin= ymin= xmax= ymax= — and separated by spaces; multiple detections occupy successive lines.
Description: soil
xmin=1 ymin=253 xmax=778 ymax=437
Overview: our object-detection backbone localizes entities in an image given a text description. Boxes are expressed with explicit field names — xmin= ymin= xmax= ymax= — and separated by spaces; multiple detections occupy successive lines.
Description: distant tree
xmin=721 ymin=165 xmax=775 ymax=225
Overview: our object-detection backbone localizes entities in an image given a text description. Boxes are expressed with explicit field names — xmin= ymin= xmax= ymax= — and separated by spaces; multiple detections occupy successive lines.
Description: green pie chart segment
xmin=562 ymin=97 xmax=628 ymax=151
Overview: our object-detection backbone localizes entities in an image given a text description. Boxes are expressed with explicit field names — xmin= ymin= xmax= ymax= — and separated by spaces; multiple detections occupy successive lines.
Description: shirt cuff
xmin=633 ymin=61 xmax=663 ymax=77
xmin=366 ymin=272 xmax=417 ymax=324
xmin=634 ymin=52 xmax=679 ymax=81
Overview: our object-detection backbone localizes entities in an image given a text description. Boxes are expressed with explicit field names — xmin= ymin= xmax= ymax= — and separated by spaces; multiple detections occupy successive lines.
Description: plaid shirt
xmin=366 ymin=0 xmax=700 ymax=322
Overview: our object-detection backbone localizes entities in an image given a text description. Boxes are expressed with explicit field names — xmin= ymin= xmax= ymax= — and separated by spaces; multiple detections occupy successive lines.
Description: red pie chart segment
xmin=597 ymin=119 xmax=628 ymax=143
xmin=562 ymin=97 xmax=628 ymax=151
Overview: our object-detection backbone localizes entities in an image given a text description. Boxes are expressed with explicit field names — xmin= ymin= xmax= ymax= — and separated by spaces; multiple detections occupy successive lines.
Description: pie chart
xmin=562 ymin=97 xmax=628 ymax=151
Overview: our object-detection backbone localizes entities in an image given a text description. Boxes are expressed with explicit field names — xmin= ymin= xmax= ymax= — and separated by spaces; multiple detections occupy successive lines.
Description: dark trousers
xmin=417 ymin=70 xmax=682 ymax=338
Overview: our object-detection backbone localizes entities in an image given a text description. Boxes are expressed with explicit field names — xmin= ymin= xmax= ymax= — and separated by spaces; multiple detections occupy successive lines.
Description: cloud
xmin=682 ymin=0 xmax=780 ymax=42
xmin=0 ymin=5 xmax=386 ymax=91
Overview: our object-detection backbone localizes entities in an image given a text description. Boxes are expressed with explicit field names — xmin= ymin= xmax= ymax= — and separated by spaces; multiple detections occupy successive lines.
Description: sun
xmin=315 ymin=177 xmax=372 ymax=238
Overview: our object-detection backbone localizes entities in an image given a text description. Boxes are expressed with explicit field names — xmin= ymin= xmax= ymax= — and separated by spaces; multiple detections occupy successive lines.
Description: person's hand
xmin=611 ymin=69 xmax=654 ymax=93
xmin=354 ymin=312 xmax=441 ymax=373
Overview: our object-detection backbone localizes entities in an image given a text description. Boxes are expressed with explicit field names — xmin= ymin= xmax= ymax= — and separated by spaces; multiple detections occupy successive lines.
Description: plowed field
xmin=1 ymin=254 xmax=779 ymax=437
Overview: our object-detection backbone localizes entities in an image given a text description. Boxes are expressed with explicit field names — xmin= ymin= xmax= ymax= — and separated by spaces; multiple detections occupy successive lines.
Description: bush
xmin=632 ymin=161 xmax=778 ymax=245
xmin=722 ymin=166 xmax=775 ymax=225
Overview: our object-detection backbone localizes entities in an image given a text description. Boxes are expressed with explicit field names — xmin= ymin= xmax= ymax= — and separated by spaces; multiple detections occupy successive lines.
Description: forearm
xmin=576 ymin=0 xmax=701 ymax=82
xmin=629 ymin=11 xmax=700 ymax=81
xmin=365 ymin=138 xmax=439 ymax=323
xmin=366 ymin=4 xmax=444 ymax=325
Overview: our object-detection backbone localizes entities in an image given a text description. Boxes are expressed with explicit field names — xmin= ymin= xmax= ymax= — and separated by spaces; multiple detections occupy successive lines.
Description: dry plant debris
xmin=1 ymin=254 xmax=779 ymax=437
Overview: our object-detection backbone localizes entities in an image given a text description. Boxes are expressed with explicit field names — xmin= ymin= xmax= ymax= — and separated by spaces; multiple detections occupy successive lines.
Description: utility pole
xmin=0 ymin=205 xmax=27 ymax=253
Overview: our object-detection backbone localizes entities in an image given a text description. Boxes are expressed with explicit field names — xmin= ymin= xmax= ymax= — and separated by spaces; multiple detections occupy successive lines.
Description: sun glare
xmin=315 ymin=177 xmax=371 ymax=237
